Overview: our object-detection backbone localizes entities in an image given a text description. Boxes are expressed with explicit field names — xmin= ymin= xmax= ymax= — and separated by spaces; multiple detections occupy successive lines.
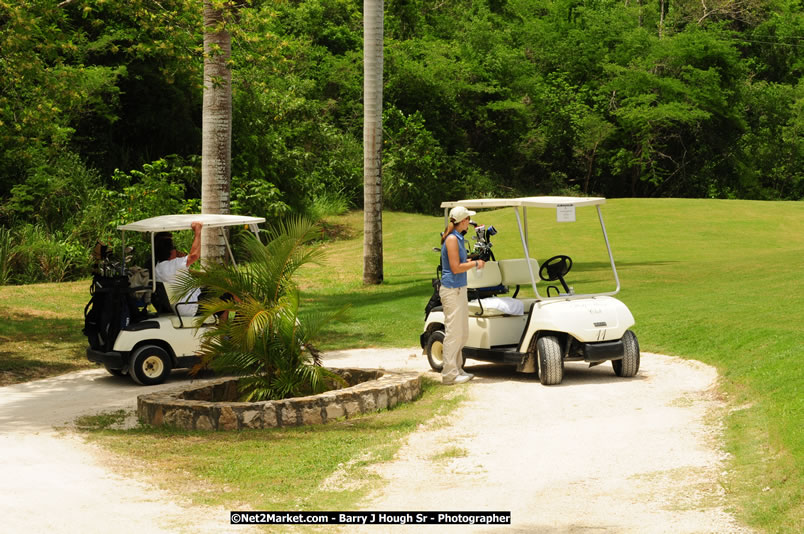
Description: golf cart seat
xmin=466 ymin=261 xmax=523 ymax=316
xmin=468 ymin=296 xmax=525 ymax=316
xmin=498 ymin=258 xmax=541 ymax=295
xmin=467 ymin=260 xmax=503 ymax=289
xmin=467 ymin=260 xmax=507 ymax=304
xmin=465 ymin=259 xmax=540 ymax=317
xmin=152 ymin=281 xmax=215 ymax=328
xmin=151 ymin=282 xmax=174 ymax=314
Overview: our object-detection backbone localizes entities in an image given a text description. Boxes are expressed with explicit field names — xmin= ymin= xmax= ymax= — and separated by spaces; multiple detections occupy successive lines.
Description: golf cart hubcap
xmin=432 ymin=341 xmax=443 ymax=364
xmin=142 ymin=355 xmax=164 ymax=378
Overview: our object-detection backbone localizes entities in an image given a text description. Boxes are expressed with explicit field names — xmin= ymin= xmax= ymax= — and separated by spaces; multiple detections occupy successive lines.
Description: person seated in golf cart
xmin=154 ymin=221 xmax=203 ymax=316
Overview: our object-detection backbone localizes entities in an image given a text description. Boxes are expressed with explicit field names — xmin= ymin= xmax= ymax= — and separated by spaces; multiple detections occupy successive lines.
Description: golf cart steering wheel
xmin=539 ymin=255 xmax=573 ymax=296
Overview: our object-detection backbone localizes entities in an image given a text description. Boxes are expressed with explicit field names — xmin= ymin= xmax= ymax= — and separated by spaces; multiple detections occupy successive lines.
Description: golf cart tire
xmin=104 ymin=365 xmax=127 ymax=377
xmin=426 ymin=330 xmax=446 ymax=371
xmin=129 ymin=345 xmax=172 ymax=385
xmin=537 ymin=335 xmax=563 ymax=385
xmin=612 ymin=330 xmax=640 ymax=377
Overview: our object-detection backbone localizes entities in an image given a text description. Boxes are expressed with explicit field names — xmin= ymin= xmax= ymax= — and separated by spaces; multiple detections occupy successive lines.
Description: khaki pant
xmin=439 ymin=285 xmax=468 ymax=382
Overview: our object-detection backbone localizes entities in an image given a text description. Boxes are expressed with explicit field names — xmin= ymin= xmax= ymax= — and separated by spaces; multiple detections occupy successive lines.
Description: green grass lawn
xmin=0 ymin=279 xmax=93 ymax=385
xmin=1 ymin=198 xmax=801 ymax=531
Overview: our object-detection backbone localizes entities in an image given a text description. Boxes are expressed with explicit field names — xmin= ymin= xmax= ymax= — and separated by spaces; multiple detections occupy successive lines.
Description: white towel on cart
xmin=468 ymin=297 xmax=525 ymax=316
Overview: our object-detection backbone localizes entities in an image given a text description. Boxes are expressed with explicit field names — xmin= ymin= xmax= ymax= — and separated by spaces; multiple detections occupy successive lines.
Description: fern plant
xmin=174 ymin=217 xmax=349 ymax=401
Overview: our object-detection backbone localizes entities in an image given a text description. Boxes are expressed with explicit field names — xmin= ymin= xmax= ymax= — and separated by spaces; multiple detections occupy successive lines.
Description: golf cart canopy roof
xmin=440 ymin=195 xmax=620 ymax=300
xmin=441 ymin=196 xmax=606 ymax=209
xmin=117 ymin=214 xmax=266 ymax=233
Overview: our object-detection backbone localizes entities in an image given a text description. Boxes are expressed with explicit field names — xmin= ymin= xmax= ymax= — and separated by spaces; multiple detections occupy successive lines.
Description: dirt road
xmin=0 ymin=369 xmax=253 ymax=534
xmin=325 ymin=349 xmax=751 ymax=533
xmin=0 ymin=349 xmax=750 ymax=533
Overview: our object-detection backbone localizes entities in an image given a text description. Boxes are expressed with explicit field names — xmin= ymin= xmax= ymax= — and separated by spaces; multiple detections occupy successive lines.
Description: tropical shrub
xmin=106 ymin=155 xmax=200 ymax=227
xmin=0 ymin=151 xmax=102 ymax=232
xmin=230 ymin=172 xmax=291 ymax=221
xmin=0 ymin=226 xmax=14 ymax=286
xmin=175 ymin=217 xmax=349 ymax=401
xmin=88 ymin=156 xmax=202 ymax=267
xmin=6 ymin=224 xmax=86 ymax=284
xmin=306 ymin=190 xmax=352 ymax=221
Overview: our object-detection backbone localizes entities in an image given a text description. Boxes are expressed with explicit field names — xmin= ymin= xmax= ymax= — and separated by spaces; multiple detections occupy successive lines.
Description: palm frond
xmin=179 ymin=215 xmax=352 ymax=401
xmin=295 ymin=305 xmax=351 ymax=344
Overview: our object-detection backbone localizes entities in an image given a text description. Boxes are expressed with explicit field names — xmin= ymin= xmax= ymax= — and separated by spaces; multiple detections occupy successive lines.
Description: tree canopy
xmin=0 ymin=0 xmax=801 ymax=281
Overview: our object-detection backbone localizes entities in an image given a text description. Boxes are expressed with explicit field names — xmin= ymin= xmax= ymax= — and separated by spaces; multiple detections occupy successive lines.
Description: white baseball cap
xmin=449 ymin=206 xmax=476 ymax=222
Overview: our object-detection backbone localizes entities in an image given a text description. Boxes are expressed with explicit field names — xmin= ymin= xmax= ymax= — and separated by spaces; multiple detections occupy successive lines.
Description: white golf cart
xmin=83 ymin=214 xmax=264 ymax=385
xmin=421 ymin=196 xmax=639 ymax=385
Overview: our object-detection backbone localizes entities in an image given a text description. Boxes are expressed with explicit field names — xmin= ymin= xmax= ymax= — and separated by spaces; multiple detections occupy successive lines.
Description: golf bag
xmin=83 ymin=274 xmax=147 ymax=352
xmin=425 ymin=277 xmax=442 ymax=318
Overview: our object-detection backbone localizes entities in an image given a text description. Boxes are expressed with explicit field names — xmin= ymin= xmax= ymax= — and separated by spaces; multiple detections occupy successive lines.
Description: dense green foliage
xmin=0 ymin=0 xmax=802 ymax=283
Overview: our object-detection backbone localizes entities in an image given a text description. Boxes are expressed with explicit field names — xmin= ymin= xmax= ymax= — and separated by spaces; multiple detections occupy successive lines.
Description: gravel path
xmin=0 ymin=369 xmax=254 ymax=534
xmin=0 ymin=349 xmax=750 ymax=533
xmin=325 ymin=349 xmax=752 ymax=534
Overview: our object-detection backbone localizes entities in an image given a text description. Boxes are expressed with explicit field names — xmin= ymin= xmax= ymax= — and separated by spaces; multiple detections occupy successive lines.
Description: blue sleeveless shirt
xmin=440 ymin=230 xmax=468 ymax=289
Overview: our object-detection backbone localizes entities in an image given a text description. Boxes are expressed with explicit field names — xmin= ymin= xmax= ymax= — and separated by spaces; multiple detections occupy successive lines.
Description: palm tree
xmin=174 ymin=217 xmax=348 ymax=401
xmin=363 ymin=0 xmax=384 ymax=284
xmin=202 ymin=0 xmax=232 ymax=265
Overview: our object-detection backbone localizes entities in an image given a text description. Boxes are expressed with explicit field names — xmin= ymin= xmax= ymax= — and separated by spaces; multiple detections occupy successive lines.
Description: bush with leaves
xmin=4 ymin=224 xmax=86 ymax=284
xmin=382 ymin=107 xmax=495 ymax=213
xmin=0 ymin=151 xmax=104 ymax=232
xmin=175 ymin=217 xmax=349 ymax=401
xmin=230 ymin=172 xmax=291 ymax=221
xmin=0 ymin=226 xmax=14 ymax=286
xmin=86 ymin=156 xmax=202 ymax=267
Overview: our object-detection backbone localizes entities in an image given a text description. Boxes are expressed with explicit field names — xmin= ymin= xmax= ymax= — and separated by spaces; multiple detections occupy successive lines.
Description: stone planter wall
xmin=137 ymin=368 xmax=422 ymax=431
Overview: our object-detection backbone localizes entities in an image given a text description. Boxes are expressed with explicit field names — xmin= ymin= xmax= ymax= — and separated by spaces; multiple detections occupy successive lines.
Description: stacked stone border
xmin=137 ymin=368 xmax=422 ymax=431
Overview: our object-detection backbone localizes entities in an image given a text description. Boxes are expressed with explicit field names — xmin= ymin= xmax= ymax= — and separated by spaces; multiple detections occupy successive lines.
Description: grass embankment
xmin=0 ymin=280 xmax=92 ymax=385
xmin=2 ymin=199 xmax=801 ymax=531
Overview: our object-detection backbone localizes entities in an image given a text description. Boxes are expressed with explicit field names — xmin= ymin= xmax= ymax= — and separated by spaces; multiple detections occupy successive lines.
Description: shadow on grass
xmin=0 ymin=313 xmax=87 ymax=382
xmin=0 ymin=352 xmax=88 ymax=387
xmin=0 ymin=352 xmax=82 ymax=372
xmin=304 ymin=281 xmax=433 ymax=345
xmin=570 ymin=260 xmax=680 ymax=272
xmin=0 ymin=311 xmax=84 ymax=341
xmin=307 ymin=281 xmax=432 ymax=310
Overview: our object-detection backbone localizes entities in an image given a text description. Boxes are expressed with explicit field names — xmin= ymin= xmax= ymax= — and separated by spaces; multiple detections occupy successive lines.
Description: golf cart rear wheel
xmin=425 ymin=329 xmax=465 ymax=372
xmin=129 ymin=345 xmax=172 ymax=385
xmin=537 ymin=335 xmax=564 ymax=385
xmin=612 ymin=330 xmax=640 ymax=377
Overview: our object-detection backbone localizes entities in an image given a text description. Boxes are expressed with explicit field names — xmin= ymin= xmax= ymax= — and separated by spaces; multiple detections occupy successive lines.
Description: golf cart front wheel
xmin=537 ymin=335 xmax=564 ymax=385
xmin=129 ymin=345 xmax=172 ymax=385
xmin=612 ymin=330 xmax=640 ymax=377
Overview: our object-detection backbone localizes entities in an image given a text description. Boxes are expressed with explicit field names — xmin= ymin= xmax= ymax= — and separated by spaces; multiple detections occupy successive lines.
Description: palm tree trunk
xmin=202 ymin=0 xmax=232 ymax=265
xmin=363 ymin=0 xmax=384 ymax=284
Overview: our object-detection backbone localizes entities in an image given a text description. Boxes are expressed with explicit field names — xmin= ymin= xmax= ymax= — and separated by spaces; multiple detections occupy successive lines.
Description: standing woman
xmin=439 ymin=206 xmax=485 ymax=385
